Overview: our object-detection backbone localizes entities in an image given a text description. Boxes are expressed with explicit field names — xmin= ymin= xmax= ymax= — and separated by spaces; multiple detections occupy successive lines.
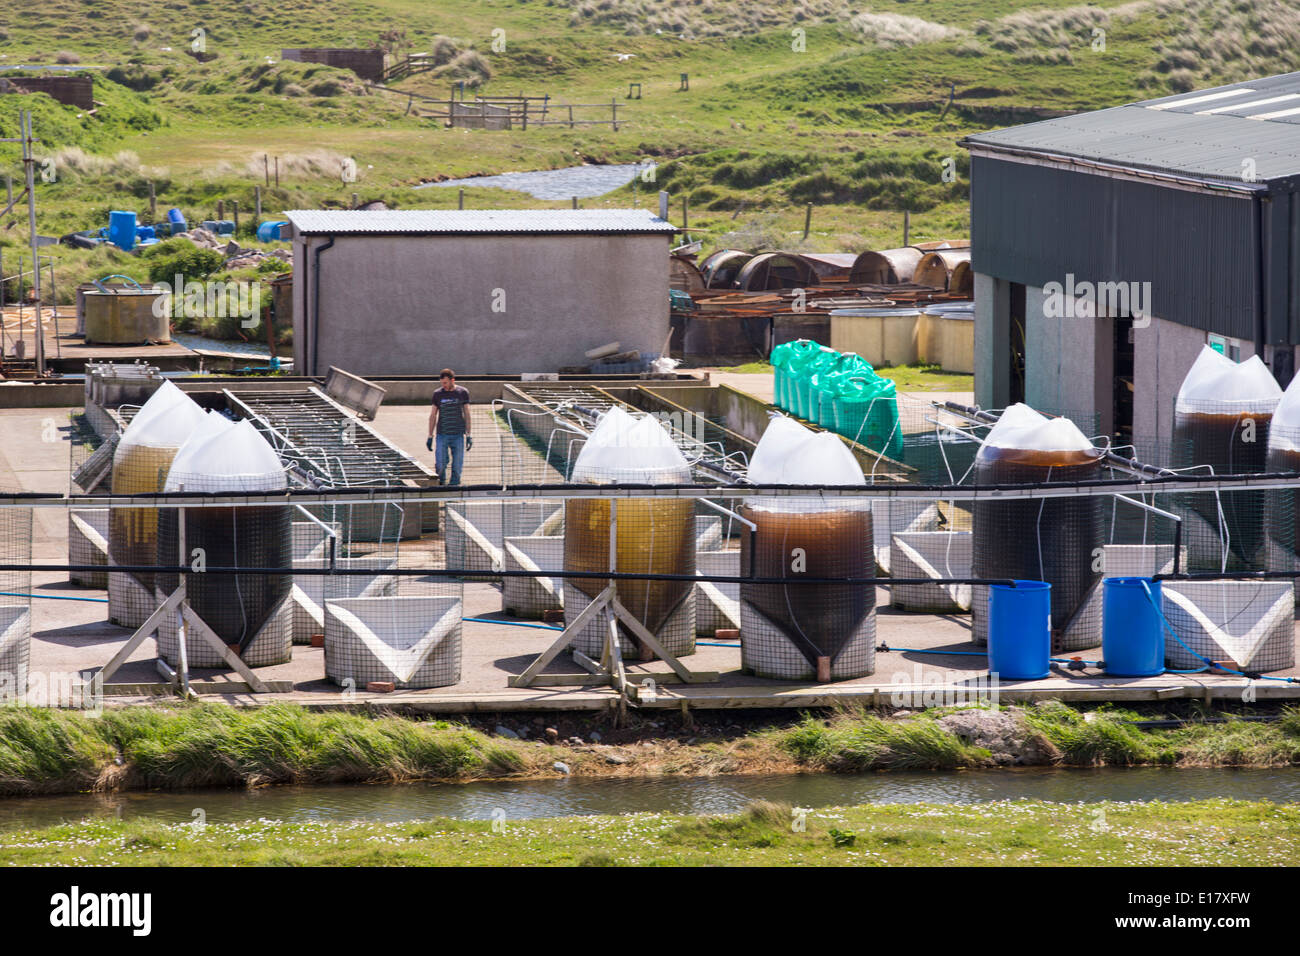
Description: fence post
xmin=149 ymin=181 xmax=156 ymax=220
xmin=231 ymin=200 xmax=239 ymax=235
xmin=458 ymin=188 xmax=465 ymax=210
xmin=611 ymin=98 xmax=619 ymax=131
xmin=803 ymin=203 xmax=812 ymax=240
xmin=903 ymin=209 xmax=910 ymax=246
xmin=255 ymin=186 xmax=262 ymax=222
xmin=264 ymin=154 xmax=270 ymax=186
xmin=568 ymin=105 xmax=575 ymax=129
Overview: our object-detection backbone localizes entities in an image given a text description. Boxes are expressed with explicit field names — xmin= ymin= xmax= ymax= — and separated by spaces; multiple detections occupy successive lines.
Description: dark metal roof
xmin=284 ymin=209 xmax=678 ymax=235
xmin=964 ymin=72 xmax=1300 ymax=188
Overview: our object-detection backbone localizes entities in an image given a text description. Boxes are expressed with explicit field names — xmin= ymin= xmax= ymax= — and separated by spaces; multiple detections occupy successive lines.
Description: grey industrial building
xmin=284 ymin=209 xmax=677 ymax=376
xmin=963 ymin=72 xmax=1300 ymax=445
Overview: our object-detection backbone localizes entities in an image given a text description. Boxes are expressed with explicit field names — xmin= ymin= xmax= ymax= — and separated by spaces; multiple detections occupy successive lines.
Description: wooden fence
xmin=368 ymin=86 xmax=628 ymax=130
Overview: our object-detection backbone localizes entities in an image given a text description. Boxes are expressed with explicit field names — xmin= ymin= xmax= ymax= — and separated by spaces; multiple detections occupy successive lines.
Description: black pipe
xmin=310 ymin=235 xmax=336 ymax=378
xmin=14 ymin=562 xmax=1015 ymax=587
xmin=942 ymin=402 xmax=1174 ymax=479
xmin=1125 ymin=715 xmax=1280 ymax=730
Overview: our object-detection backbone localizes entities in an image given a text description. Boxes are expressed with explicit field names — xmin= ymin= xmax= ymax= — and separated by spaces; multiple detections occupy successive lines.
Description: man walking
xmin=427 ymin=368 xmax=472 ymax=485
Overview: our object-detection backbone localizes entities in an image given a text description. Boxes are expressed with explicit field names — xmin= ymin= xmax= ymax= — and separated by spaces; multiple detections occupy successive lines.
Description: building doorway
xmin=1008 ymin=282 xmax=1026 ymax=406
xmin=1112 ymin=316 xmax=1135 ymax=444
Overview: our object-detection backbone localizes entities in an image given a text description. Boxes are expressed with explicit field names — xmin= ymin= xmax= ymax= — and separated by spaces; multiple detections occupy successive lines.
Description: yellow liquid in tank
xmin=564 ymin=496 xmax=694 ymax=635
xmin=110 ymin=444 xmax=179 ymax=589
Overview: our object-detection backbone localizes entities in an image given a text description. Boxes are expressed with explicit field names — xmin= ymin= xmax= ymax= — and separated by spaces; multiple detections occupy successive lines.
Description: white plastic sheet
xmin=114 ymin=379 xmax=207 ymax=457
xmin=980 ymin=402 xmax=1095 ymax=453
xmin=1176 ymin=346 xmax=1281 ymax=413
xmin=570 ymin=405 xmax=690 ymax=483
xmin=165 ymin=419 xmax=287 ymax=493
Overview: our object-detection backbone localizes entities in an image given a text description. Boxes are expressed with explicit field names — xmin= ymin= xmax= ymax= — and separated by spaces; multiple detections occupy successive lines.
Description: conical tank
xmin=108 ymin=380 xmax=207 ymax=626
xmin=739 ymin=416 xmax=874 ymax=679
xmin=160 ymin=419 xmax=290 ymax=653
xmin=1266 ymin=374 xmax=1300 ymax=571
xmin=563 ymin=407 xmax=695 ymax=659
xmin=155 ymin=409 xmax=236 ymax=596
xmin=972 ymin=404 xmax=1102 ymax=641
xmin=1171 ymin=347 xmax=1281 ymax=570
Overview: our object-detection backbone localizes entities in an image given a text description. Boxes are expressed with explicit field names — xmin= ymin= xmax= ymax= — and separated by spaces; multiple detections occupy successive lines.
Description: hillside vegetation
xmin=0 ymin=0 xmax=1297 ymax=299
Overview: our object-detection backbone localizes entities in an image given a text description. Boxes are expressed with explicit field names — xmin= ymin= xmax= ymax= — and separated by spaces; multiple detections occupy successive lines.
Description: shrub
xmin=144 ymin=242 xmax=225 ymax=285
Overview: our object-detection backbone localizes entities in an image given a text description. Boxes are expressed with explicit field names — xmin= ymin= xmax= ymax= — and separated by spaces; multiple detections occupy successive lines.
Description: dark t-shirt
xmin=432 ymin=385 xmax=471 ymax=435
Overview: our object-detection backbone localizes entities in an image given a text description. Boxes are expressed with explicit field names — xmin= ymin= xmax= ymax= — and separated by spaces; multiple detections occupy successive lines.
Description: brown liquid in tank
xmin=1173 ymin=410 xmax=1272 ymax=569
xmin=972 ymin=444 xmax=1102 ymax=633
xmin=1266 ymin=445 xmax=1300 ymax=560
xmin=564 ymin=497 xmax=694 ymax=635
xmin=739 ymin=504 xmax=874 ymax=664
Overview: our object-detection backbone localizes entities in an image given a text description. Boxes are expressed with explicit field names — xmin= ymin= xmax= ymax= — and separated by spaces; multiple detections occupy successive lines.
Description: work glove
xmin=465 ymin=436 xmax=473 ymax=452
xmin=426 ymin=437 xmax=433 ymax=452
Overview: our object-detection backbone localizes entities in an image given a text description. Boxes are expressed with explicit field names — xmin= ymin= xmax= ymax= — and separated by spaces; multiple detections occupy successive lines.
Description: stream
xmin=1 ymin=767 xmax=1297 ymax=829
xmin=415 ymin=163 xmax=645 ymax=200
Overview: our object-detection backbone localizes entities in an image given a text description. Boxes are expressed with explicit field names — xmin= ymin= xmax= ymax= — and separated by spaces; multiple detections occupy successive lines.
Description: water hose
xmin=92 ymin=274 xmax=143 ymax=293
xmin=1138 ymin=579 xmax=1298 ymax=683
xmin=463 ymin=617 xmax=561 ymax=631
xmin=878 ymin=643 xmax=1198 ymax=673
xmin=0 ymin=591 xmax=107 ymax=603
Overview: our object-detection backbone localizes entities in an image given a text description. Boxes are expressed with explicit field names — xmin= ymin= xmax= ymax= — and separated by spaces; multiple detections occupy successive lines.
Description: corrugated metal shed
xmin=965 ymin=72 xmax=1300 ymax=188
xmin=964 ymin=73 xmax=1300 ymax=345
xmin=284 ymin=208 xmax=678 ymax=235
xmin=969 ymin=156 xmax=1261 ymax=340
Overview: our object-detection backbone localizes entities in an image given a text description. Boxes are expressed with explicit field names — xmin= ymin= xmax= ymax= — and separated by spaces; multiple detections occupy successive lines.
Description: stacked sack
xmin=769 ymin=339 xmax=901 ymax=458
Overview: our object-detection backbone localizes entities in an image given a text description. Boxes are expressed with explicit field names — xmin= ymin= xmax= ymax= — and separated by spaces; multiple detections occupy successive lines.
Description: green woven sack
xmin=833 ymin=373 xmax=902 ymax=459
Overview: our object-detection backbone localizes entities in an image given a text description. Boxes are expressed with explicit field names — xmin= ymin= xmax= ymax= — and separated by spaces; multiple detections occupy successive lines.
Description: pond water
xmin=172 ymin=332 xmax=273 ymax=358
xmin=415 ymin=163 xmax=645 ymax=200
xmin=1 ymin=767 xmax=1296 ymax=829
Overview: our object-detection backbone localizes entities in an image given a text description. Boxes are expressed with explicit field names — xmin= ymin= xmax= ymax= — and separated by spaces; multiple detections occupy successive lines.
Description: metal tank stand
xmin=509 ymin=500 xmax=718 ymax=695
xmin=95 ymin=505 xmax=286 ymax=696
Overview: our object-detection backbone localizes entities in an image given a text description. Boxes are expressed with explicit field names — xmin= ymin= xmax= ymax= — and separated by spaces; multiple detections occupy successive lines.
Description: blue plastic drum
xmin=987 ymin=580 xmax=1051 ymax=680
xmin=1102 ymin=577 xmax=1165 ymax=677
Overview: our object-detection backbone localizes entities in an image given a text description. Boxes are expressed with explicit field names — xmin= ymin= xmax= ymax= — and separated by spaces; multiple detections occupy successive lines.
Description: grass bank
xmin=4 ymin=701 xmax=1300 ymax=797
xmin=0 ymin=798 xmax=1294 ymax=865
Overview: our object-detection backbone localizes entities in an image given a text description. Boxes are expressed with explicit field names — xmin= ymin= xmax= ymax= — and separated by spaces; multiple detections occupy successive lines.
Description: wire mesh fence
xmin=5 ymin=390 xmax=1300 ymax=703
xmin=0 ymin=497 xmax=32 ymax=703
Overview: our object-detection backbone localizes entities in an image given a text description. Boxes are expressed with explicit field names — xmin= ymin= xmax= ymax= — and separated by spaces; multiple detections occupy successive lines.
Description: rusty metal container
xmin=83 ymin=290 xmax=170 ymax=345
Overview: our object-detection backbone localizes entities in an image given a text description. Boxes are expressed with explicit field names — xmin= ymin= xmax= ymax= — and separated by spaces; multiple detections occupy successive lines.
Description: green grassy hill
xmin=1 ymin=0 xmax=1297 ymax=301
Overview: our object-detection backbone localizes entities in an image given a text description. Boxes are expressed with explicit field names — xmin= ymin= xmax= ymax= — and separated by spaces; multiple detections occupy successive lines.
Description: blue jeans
xmin=435 ymin=434 xmax=465 ymax=485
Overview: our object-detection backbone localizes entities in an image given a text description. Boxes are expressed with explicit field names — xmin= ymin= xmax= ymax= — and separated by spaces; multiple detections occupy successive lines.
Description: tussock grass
xmin=780 ymin=708 xmax=987 ymax=771
xmin=0 ymin=707 xmax=117 ymax=795
xmin=43 ymin=147 xmax=146 ymax=180
xmin=664 ymin=799 xmax=808 ymax=848
xmin=850 ymin=12 xmax=967 ymax=48
xmin=0 ymin=704 xmax=528 ymax=795
xmin=566 ymin=0 xmax=853 ymax=38
xmin=1023 ymin=701 xmax=1155 ymax=766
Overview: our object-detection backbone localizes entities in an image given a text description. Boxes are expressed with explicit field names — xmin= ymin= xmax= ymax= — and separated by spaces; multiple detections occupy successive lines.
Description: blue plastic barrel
xmin=1102 ymin=577 xmax=1165 ymax=676
xmin=108 ymin=210 xmax=137 ymax=251
xmin=168 ymin=208 xmax=187 ymax=234
xmin=257 ymin=220 xmax=288 ymax=242
xmin=987 ymin=580 xmax=1051 ymax=680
